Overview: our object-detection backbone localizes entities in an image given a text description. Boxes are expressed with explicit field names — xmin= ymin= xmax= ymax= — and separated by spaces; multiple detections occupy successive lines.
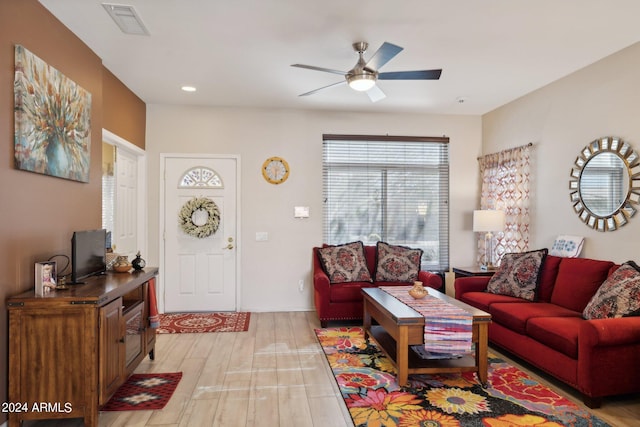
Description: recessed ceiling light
xmin=181 ymin=86 xmax=197 ymax=92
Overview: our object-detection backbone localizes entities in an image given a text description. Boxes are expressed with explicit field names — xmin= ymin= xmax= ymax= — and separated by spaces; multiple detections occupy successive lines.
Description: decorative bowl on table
xmin=408 ymin=281 xmax=427 ymax=299
xmin=113 ymin=264 xmax=132 ymax=273
xmin=112 ymin=255 xmax=132 ymax=273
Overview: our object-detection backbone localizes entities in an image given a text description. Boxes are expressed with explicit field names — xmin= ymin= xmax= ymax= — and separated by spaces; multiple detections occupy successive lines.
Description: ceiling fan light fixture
xmin=347 ymin=74 xmax=376 ymax=91
xmin=292 ymin=41 xmax=441 ymax=101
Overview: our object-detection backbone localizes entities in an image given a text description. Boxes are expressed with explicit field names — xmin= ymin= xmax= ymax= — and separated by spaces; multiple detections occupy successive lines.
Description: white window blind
xmin=322 ymin=134 xmax=449 ymax=271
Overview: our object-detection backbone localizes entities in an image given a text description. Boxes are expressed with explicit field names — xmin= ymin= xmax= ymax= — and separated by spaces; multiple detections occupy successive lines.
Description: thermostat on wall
xmin=294 ymin=206 xmax=310 ymax=218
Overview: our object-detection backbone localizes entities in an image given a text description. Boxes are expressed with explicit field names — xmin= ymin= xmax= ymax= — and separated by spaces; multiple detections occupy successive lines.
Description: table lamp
xmin=473 ymin=209 xmax=505 ymax=269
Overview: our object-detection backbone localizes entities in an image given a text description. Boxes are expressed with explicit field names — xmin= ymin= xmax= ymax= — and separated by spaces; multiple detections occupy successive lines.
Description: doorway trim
xmin=102 ymin=129 xmax=147 ymax=258
xmin=159 ymin=153 xmax=242 ymax=313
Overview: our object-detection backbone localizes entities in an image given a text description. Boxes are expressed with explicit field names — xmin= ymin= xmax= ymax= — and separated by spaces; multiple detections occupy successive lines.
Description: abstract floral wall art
xmin=14 ymin=45 xmax=92 ymax=182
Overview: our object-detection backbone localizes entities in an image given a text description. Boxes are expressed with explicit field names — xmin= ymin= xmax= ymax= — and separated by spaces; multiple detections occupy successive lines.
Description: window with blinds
xmin=322 ymin=134 xmax=450 ymax=271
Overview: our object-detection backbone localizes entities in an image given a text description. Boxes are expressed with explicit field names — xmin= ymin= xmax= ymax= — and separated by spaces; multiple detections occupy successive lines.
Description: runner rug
xmin=101 ymin=372 xmax=182 ymax=411
xmin=157 ymin=312 xmax=250 ymax=334
xmin=315 ymin=327 xmax=609 ymax=427
xmin=381 ymin=286 xmax=473 ymax=355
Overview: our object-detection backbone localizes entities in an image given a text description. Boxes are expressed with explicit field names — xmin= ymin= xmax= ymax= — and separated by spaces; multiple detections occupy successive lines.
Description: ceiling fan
xmin=291 ymin=41 xmax=442 ymax=102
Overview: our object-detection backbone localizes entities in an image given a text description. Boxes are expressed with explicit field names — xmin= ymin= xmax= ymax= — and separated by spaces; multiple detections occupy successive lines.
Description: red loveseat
xmin=455 ymin=255 xmax=640 ymax=408
xmin=313 ymin=245 xmax=443 ymax=327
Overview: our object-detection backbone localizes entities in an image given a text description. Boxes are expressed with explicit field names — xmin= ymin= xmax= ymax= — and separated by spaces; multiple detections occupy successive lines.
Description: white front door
xmin=162 ymin=155 xmax=238 ymax=312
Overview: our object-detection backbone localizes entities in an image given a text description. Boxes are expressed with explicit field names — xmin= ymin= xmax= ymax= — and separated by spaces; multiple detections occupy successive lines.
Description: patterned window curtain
xmin=477 ymin=143 xmax=532 ymax=266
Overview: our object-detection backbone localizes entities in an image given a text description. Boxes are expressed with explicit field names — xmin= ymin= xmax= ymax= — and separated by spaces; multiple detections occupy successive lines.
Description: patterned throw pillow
xmin=486 ymin=249 xmax=548 ymax=301
xmin=374 ymin=242 xmax=423 ymax=282
xmin=583 ymin=261 xmax=640 ymax=319
xmin=317 ymin=241 xmax=373 ymax=284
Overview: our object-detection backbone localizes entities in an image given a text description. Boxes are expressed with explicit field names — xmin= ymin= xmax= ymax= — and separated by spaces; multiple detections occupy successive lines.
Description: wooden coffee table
xmin=362 ymin=287 xmax=491 ymax=387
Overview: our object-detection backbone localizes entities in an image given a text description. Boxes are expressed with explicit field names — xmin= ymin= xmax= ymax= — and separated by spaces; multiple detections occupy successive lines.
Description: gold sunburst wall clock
xmin=262 ymin=156 xmax=290 ymax=184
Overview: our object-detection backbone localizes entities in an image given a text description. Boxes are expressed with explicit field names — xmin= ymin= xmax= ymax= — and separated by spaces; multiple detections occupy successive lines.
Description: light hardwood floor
xmin=23 ymin=311 xmax=640 ymax=426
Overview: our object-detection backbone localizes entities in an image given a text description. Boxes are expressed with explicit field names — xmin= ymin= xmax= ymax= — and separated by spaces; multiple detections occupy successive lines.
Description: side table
xmin=452 ymin=266 xmax=497 ymax=279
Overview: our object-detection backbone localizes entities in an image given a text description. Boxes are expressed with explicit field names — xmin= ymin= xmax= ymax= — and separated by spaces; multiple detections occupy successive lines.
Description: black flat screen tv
xmin=71 ymin=229 xmax=107 ymax=284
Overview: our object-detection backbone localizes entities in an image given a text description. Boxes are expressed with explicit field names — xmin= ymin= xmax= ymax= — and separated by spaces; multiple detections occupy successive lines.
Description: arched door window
xmin=179 ymin=167 xmax=223 ymax=188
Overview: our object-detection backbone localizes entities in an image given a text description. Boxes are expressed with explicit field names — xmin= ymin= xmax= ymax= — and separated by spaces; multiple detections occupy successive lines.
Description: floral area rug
xmin=316 ymin=327 xmax=609 ymax=427
xmin=101 ymin=372 xmax=182 ymax=411
xmin=157 ymin=312 xmax=250 ymax=333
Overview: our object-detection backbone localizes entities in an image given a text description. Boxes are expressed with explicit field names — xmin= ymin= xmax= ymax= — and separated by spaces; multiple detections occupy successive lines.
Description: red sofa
xmin=313 ymin=245 xmax=443 ymax=327
xmin=455 ymin=255 xmax=640 ymax=408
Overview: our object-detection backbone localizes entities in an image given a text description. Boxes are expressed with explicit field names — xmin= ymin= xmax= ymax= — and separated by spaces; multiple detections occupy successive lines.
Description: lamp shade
xmin=473 ymin=210 xmax=505 ymax=232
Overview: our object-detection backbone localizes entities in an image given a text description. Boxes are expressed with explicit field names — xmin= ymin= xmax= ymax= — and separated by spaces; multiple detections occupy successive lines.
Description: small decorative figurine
xmin=408 ymin=281 xmax=428 ymax=299
xmin=132 ymin=251 xmax=146 ymax=271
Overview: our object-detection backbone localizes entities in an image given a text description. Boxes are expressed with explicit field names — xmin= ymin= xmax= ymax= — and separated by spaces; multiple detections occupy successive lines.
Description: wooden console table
xmin=7 ymin=268 xmax=158 ymax=427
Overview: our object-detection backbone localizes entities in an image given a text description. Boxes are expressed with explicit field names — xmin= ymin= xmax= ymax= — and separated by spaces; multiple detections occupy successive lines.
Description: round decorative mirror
xmin=569 ymin=136 xmax=640 ymax=231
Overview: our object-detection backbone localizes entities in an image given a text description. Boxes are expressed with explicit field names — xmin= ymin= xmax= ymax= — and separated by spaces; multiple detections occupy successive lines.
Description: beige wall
xmin=146 ymin=105 xmax=482 ymax=311
xmin=482 ymin=42 xmax=640 ymax=263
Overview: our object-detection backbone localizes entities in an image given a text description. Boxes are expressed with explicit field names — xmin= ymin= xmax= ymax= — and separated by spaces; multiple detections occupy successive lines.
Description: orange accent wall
xmin=0 ymin=1 xmax=146 ymax=419
xmin=103 ymin=67 xmax=146 ymax=149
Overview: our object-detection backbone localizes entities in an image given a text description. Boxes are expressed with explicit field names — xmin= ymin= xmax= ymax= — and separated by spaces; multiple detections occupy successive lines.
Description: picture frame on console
xmin=35 ymin=261 xmax=57 ymax=295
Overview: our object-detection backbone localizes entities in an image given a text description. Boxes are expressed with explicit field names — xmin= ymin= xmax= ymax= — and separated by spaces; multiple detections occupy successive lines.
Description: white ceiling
xmin=39 ymin=0 xmax=640 ymax=115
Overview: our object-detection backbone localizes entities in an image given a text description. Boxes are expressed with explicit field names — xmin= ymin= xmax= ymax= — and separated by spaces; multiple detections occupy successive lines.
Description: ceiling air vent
xmin=102 ymin=3 xmax=150 ymax=35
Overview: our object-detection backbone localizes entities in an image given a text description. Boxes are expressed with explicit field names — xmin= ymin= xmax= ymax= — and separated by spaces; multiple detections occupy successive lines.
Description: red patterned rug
xmin=316 ymin=327 xmax=609 ymax=427
xmin=157 ymin=312 xmax=251 ymax=333
xmin=101 ymin=372 xmax=182 ymax=411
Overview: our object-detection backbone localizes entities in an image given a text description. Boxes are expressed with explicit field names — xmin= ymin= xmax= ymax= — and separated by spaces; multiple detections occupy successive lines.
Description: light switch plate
xmin=256 ymin=232 xmax=268 ymax=241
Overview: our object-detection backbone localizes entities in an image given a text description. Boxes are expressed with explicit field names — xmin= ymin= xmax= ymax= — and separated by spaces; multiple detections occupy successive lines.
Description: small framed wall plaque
xmin=35 ymin=261 xmax=57 ymax=295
